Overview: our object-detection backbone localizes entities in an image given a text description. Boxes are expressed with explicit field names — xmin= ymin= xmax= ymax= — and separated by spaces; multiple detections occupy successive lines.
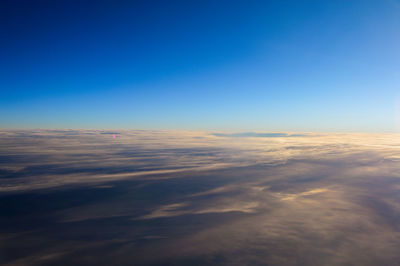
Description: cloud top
xmin=2 ymin=130 xmax=400 ymax=265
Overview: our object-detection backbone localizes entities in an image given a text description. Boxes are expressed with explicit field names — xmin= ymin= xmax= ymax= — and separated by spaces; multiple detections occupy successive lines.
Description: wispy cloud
xmin=2 ymin=130 xmax=400 ymax=265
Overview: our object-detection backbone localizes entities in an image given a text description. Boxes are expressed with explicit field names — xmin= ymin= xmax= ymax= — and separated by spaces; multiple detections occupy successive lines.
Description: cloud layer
xmin=1 ymin=130 xmax=400 ymax=265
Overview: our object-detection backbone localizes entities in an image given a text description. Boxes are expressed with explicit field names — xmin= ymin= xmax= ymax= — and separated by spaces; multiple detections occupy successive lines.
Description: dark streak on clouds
xmin=1 ymin=130 xmax=400 ymax=265
xmin=211 ymin=132 xmax=306 ymax=138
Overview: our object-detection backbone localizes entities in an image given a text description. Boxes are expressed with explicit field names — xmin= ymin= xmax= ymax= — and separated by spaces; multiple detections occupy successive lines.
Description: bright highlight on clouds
xmin=1 ymin=130 xmax=400 ymax=192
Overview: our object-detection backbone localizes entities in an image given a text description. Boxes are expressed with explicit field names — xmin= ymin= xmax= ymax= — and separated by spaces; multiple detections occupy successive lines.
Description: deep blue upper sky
xmin=1 ymin=0 xmax=400 ymax=131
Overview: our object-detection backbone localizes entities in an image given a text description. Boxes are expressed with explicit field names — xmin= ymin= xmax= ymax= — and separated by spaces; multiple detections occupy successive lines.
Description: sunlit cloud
xmin=2 ymin=130 xmax=400 ymax=265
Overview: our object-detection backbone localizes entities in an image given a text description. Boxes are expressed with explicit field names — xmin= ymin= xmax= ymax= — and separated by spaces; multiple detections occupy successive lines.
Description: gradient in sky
xmin=1 ymin=0 xmax=400 ymax=131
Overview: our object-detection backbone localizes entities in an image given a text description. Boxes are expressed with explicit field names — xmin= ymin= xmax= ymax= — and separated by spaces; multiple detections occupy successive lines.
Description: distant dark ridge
xmin=100 ymin=132 xmax=120 ymax=135
xmin=211 ymin=132 xmax=305 ymax=138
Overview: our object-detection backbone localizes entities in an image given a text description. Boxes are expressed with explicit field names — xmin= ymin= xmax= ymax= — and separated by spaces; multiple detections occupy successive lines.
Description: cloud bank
xmin=1 ymin=130 xmax=400 ymax=265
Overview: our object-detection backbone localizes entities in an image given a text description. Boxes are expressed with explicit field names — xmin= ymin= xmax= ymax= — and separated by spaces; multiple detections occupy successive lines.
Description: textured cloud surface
xmin=1 ymin=130 xmax=400 ymax=265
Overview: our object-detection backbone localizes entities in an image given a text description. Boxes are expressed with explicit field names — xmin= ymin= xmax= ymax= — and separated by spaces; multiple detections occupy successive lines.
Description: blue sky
xmin=1 ymin=0 xmax=400 ymax=132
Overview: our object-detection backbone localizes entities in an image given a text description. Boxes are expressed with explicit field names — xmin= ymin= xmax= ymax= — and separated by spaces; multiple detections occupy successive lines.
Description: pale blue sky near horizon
xmin=1 ymin=0 xmax=400 ymax=132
